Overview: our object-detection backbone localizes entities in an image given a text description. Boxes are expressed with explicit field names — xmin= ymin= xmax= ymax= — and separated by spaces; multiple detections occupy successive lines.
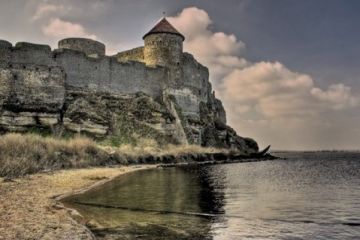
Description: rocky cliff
xmin=0 ymin=86 xmax=258 ymax=154
xmin=0 ymin=39 xmax=259 ymax=154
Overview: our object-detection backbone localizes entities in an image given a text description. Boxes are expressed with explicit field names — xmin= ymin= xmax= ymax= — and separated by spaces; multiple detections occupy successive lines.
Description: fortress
xmin=0 ymin=18 xmax=258 ymax=153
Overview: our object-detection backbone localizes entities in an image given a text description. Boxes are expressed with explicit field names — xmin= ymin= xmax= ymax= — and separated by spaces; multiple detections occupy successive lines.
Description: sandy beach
xmin=0 ymin=165 xmax=155 ymax=240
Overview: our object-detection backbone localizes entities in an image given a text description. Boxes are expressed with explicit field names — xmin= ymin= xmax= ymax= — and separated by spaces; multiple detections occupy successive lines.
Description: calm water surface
xmin=64 ymin=152 xmax=360 ymax=239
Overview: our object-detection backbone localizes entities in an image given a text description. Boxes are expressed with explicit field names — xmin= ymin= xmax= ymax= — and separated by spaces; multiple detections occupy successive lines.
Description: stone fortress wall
xmin=58 ymin=38 xmax=106 ymax=57
xmin=0 ymin=39 xmax=167 ymax=99
xmin=116 ymin=33 xmax=214 ymax=121
xmin=0 ymin=19 xmax=234 ymax=147
xmin=117 ymin=47 xmax=144 ymax=63
xmin=0 ymin=34 xmax=219 ymax=119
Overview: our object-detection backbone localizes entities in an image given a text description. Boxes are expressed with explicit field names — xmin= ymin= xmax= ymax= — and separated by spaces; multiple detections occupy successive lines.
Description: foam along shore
xmin=0 ymin=165 xmax=156 ymax=240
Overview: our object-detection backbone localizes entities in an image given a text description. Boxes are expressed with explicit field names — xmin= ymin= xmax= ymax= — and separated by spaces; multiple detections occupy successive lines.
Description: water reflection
xmin=64 ymin=167 xmax=226 ymax=239
xmin=63 ymin=152 xmax=360 ymax=240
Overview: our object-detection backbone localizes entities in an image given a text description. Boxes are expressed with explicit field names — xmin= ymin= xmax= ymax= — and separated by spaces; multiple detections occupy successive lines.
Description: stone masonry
xmin=0 ymin=18 xmax=258 ymax=153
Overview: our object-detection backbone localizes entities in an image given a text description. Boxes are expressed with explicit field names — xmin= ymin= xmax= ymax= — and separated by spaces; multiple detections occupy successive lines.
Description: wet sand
xmin=0 ymin=165 xmax=155 ymax=240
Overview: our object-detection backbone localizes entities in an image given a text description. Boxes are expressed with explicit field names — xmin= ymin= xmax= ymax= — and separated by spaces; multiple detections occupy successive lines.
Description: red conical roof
xmin=143 ymin=18 xmax=185 ymax=41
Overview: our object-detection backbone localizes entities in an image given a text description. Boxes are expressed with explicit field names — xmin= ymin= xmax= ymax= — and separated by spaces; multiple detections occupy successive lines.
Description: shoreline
xmin=0 ymin=165 xmax=156 ymax=240
xmin=0 ymin=156 xmax=278 ymax=240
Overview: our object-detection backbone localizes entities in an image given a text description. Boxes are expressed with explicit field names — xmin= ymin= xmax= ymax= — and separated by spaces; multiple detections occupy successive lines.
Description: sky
xmin=0 ymin=0 xmax=359 ymax=150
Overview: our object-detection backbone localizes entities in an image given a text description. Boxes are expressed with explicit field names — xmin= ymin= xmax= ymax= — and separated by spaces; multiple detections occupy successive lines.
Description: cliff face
xmin=0 ymin=88 xmax=258 ymax=154
xmin=0 ymin=39 xmax=259 ymax=154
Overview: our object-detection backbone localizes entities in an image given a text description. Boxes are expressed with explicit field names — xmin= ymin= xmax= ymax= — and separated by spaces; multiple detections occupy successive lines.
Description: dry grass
xmin=0 ymin=133 xmax=224 ymax=178
xmin=0 ymin=133 xmax=107 ymax=177
xmin=101 ymin=137 xmax=226 ymax=157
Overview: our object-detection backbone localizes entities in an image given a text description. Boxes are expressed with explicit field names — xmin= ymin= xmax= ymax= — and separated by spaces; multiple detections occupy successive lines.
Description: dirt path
xmin=0 ymin=165 xmax=155 ymax=240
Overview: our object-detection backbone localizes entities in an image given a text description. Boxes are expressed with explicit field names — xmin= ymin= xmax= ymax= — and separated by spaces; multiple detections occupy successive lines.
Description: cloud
xmin=30 ymin=0 xmax=108 ymax=21
xmin=221 ymin=62 xmax=359 ymax=118
xmin=31 ymin=2 xmax=70 ymax=21
xmin=311 ymin=84 xmax=359 ymax=109
xmin=168 ymin=7 xmax=211 ymax=41
xmin=169 ymin=7 xmax=360 ymax=149
xmin=42 ymin=18 xmax=97 ymax=40
xmin=168 ymin=7 xmax=247 ymax=86
xmin=222 ymin=62 xmax=316 ymax=117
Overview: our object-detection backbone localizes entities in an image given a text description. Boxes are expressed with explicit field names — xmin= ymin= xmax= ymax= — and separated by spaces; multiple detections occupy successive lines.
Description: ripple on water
xmin=63 ymin=152 xmax=360 ymax=240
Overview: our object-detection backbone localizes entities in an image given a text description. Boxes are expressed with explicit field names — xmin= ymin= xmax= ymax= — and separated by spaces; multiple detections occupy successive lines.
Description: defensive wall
xmin=58 ymin=38 xmax=105 ymax=57
xmin=117 ymin=47 xmax=144 ymax=63
xmin=0 ymin=35 xmax=225 ymax=130
xmin=0 ymin=39 xmax=167 ymax=99
xmin=0 ymin=37 xmax=216 ymax=117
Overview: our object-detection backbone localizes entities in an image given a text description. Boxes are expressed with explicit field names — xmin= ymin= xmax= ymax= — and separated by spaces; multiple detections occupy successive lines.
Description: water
xmin=64 ymin=152 xmax=360 ymax=239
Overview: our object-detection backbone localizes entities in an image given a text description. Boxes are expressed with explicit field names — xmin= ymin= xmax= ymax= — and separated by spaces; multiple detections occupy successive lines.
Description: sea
xmin=64 ymin=151 xmax=360 ymax=239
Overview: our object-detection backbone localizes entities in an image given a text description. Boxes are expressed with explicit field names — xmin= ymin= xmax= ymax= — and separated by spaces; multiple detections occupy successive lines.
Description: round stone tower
xmin=58 ymin=38 xmax=105 ymax=57
xmin=143 ymin=18 xmax=185 ymax=67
